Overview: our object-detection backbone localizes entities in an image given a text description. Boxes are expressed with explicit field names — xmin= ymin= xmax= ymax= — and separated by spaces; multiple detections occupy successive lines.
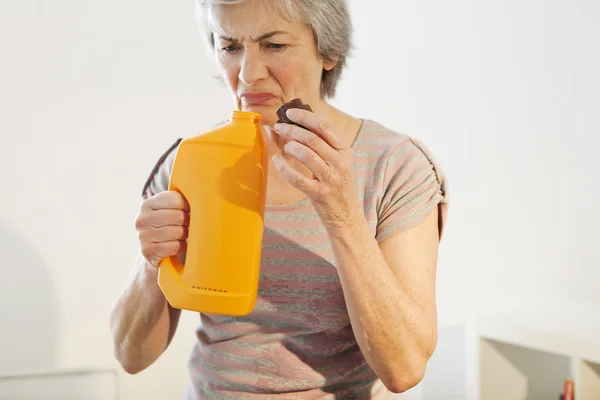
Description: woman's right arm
xmin=110 ymin=191 xmax=189 ymax=374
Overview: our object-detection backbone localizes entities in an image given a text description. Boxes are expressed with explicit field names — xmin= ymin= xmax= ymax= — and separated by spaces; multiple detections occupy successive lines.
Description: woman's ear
xmin=323 ymin=57 xmax=338 ymax=71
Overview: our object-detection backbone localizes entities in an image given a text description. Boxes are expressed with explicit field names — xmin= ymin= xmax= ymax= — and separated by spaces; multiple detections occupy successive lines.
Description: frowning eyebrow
xmin=218 ymin=30 xmax=289 ymax=43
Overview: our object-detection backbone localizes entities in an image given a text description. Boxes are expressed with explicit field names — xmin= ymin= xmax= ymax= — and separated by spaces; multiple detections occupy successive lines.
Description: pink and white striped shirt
xmin=143 ymin=118 xmax=449 ymax=399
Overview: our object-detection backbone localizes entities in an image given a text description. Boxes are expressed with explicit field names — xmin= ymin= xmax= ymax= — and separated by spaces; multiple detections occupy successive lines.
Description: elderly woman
xmin=110 ymin=0 xmax=449 ymax=398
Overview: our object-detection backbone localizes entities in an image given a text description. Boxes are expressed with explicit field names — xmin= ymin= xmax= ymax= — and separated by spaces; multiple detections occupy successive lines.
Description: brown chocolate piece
xmin=276 ymin=98 xmax=313 ymax=126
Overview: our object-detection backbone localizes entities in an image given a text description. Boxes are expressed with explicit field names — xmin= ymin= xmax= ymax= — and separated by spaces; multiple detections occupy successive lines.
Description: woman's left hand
xmin=271 ymin=108 xmax=364 ymax=229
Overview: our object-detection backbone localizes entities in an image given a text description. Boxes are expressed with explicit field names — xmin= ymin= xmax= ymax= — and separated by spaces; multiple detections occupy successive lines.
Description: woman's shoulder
xmin=355 ymin=119 xmax=412 ymax=146
xmin=354 ymin=119 xmax=445 ymax=178
xmin=355 ymin=119 xmax=449 ymax=239
xmin=356 ymin=119 xmax=427 ymax=149
xmin=355 ymin=119 xmax=449 ymax=234
xmin=141 ymin=137 xmax=182 ymax=199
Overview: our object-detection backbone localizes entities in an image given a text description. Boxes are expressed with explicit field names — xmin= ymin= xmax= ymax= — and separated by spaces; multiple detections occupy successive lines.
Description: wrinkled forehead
xmin=206 ymin=0 xmax=301 ymax=39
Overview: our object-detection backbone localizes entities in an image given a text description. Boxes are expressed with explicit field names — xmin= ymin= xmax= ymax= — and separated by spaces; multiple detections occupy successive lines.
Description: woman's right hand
xmin=135 ymin=191 xmax=190 ymax=269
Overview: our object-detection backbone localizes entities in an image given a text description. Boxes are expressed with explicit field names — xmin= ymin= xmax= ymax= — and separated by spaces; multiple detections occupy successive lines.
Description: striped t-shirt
xmin=142 ymin=118 xmax=449 ymax=399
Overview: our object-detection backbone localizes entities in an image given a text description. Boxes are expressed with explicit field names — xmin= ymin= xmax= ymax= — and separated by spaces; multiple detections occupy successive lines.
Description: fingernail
xmin=286 ymin=108 xmax=297 ymax=119
xmin=274 ymin=123 xmax=285 ymax=133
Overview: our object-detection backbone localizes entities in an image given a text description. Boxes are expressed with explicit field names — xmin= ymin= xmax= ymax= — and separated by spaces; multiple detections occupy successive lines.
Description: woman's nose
xmin=239 ymin=49 xmax=268 ymax=86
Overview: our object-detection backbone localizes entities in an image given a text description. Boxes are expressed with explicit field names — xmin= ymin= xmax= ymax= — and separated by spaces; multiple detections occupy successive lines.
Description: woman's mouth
xmin=240 ymin=92 xmax=276 ymax=106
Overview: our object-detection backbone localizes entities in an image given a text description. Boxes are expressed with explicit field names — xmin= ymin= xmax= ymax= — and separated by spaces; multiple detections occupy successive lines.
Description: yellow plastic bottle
xmin=158 ymin=111 xmax=268 ymax=316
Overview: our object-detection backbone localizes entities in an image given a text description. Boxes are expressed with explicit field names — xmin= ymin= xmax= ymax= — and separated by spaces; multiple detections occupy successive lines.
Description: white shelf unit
xmin=419 ymin=318 xmax=600 ymax=400
xmin=0 ymin=368 xmax=118 ymax=400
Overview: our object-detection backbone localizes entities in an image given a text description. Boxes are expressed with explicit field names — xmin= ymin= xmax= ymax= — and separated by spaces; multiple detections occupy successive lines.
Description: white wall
xmin=1 ymin=0 xmax=598 ymax=399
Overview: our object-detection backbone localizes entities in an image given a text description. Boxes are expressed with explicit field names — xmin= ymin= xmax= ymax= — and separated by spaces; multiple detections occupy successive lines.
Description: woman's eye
xmin=222 ymin=44 xmax=239 ymax=52
xmin=265 ymin=43 xmax=286 ymax=50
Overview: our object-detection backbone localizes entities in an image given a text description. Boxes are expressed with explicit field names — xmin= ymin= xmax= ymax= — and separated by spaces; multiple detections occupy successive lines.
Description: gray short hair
xmin=195 ymin=0 xmax=352 ymax=98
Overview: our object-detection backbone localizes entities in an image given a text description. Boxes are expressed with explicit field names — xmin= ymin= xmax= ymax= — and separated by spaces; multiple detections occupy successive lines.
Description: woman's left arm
xmin=326 ymin=206 xmax=439 ymax=394
xmin=271 ymin=108 xmax=441 ymax=394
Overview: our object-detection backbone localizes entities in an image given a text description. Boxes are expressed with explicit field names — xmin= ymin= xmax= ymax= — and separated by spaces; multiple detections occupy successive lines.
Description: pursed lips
xmin=240 ymin=92 xmax=277 ymax=105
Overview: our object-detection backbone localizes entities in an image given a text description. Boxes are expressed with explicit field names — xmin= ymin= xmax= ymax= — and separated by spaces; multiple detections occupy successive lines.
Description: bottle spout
xmin=231 ymin=111 xmax=262 ymax=124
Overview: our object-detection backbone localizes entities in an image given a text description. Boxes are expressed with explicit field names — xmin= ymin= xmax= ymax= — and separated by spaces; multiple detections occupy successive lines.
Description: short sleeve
xmin=141 ymin=139 xmax=182 ymax=199
xmin=375 ymin=137 xmax=449 ymax=242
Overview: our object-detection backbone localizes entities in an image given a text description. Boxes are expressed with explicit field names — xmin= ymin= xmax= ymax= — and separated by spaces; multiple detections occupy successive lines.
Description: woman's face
xmin=210 ymin=0 xmax=335 ymax=126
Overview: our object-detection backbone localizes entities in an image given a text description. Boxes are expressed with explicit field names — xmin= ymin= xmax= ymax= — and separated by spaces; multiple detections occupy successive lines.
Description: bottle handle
xmin=159 ymin=255 xmax=184 ymax=273
xmin=159 ymin=184 xmax=187 ymax=273
xmin=157 ymin=253 xmax=188 ymax=310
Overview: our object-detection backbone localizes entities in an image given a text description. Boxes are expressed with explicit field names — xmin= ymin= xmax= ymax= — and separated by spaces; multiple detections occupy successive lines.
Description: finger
xmin=283 ymin=140 xmax=330 ymax=181
xmin=154 ymin=240 xmax=188 ymax=259
xmin=141 ymin=225 xmax=189 ymax=243
xmin=151 ymin=209 xmax=190 ymax=227
xmin=137 ymin=209 xmax=189 ymax=230
xmin=274 ymin=123 xmax=339 ymax=164
xmin=272 ymin=155 xmax=318 ymax=194
xmin=148 ymin=191 xmax=190 ymax=211
xmin=285 ymin=108 xmax=346 ymax=150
